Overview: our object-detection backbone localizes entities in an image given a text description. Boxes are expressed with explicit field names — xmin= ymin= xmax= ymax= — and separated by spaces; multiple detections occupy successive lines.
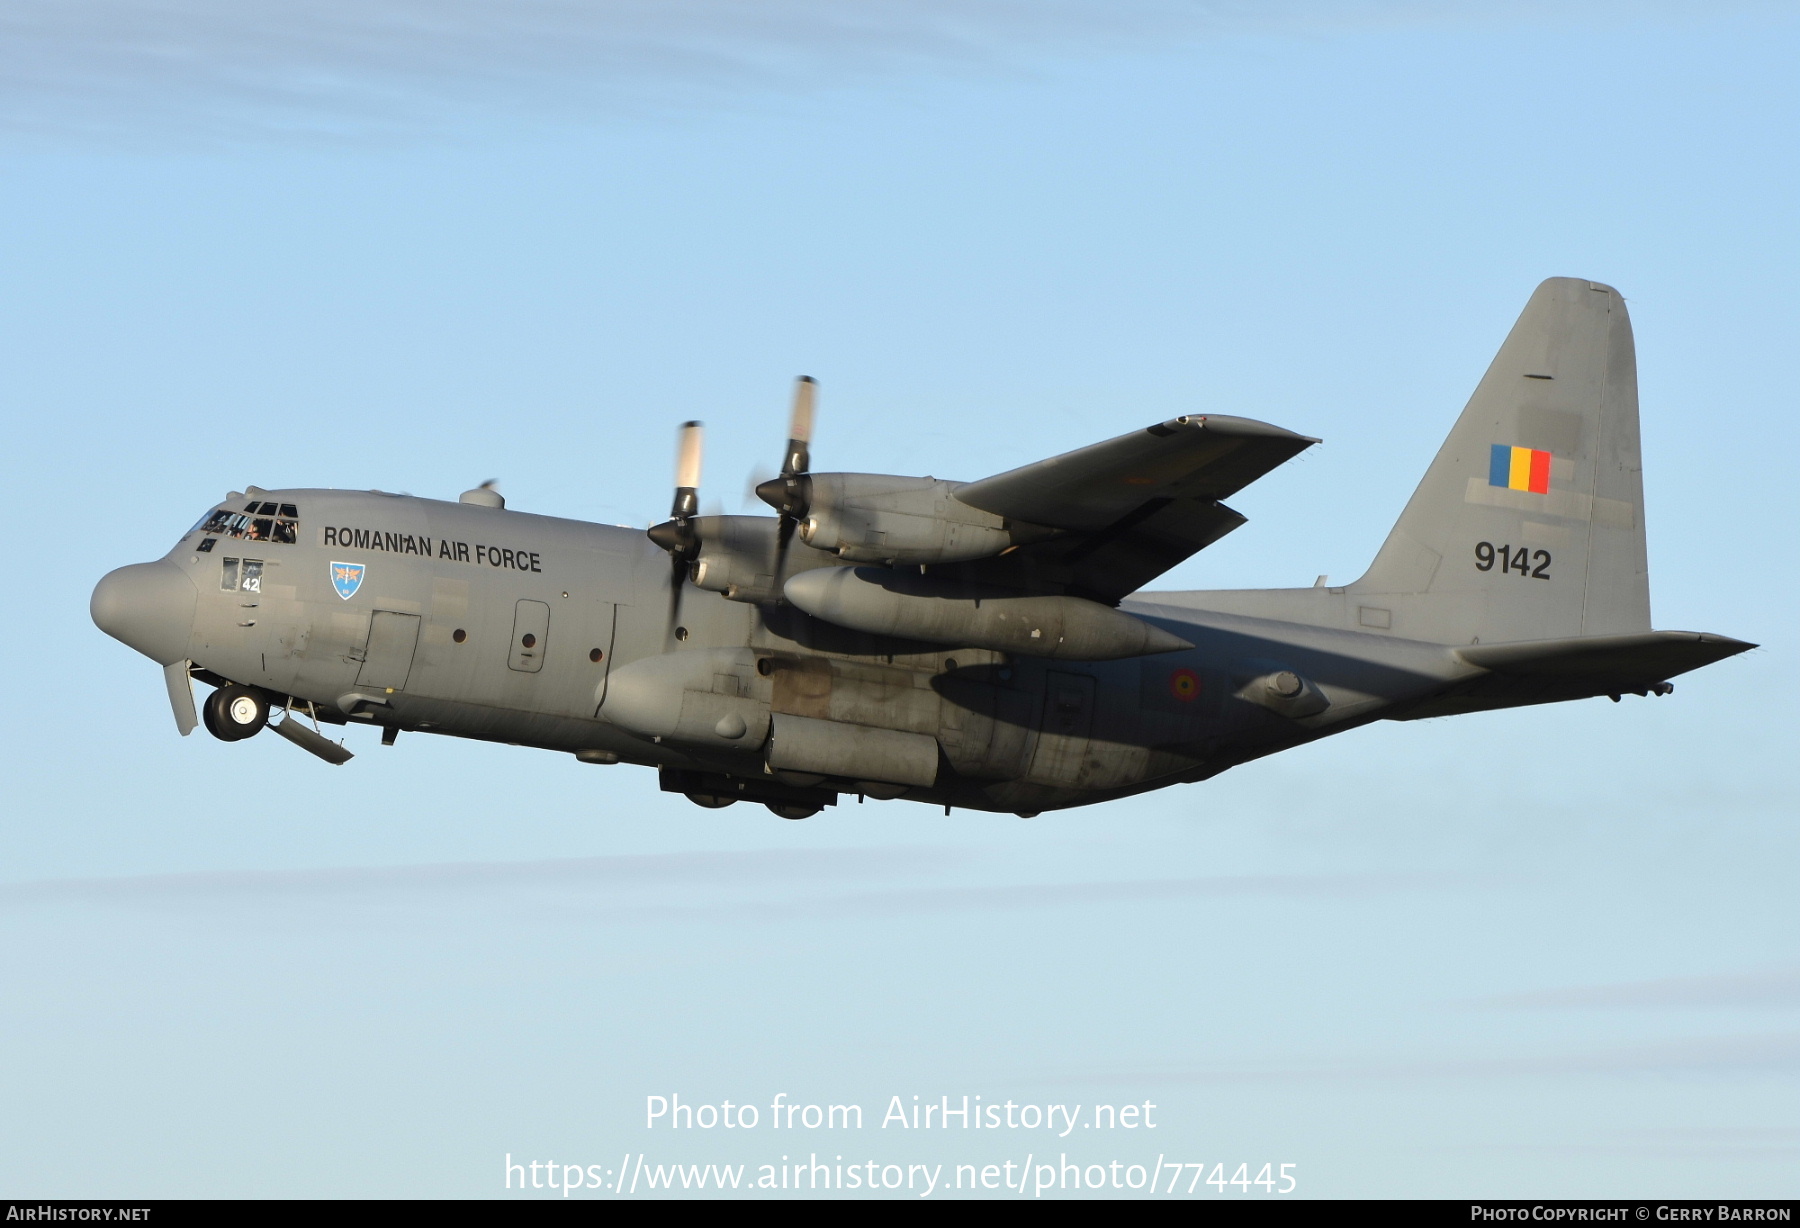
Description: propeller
xmin=754 ymin=376 xmax=817 ymax=573
xmin=646 ymin=420 xmax=704 ymax=636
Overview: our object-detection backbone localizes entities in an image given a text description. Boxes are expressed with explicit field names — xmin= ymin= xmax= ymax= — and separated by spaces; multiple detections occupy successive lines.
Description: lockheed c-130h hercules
xmin=92 ymin=278 xmax=1751 ymax=820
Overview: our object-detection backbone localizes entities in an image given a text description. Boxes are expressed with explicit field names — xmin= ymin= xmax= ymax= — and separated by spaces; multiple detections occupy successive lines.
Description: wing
xmin=946 ymin=414 xmax=1318 ymax=602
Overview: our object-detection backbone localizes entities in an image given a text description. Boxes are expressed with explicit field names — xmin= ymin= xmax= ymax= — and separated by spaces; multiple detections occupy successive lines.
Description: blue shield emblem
xmin=330 ymin=561 xmax=366 ymax=601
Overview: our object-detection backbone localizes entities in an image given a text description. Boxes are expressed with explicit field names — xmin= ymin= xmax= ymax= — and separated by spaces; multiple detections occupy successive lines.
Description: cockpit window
xmin=195 ymin=502 xmax=300 ymax=544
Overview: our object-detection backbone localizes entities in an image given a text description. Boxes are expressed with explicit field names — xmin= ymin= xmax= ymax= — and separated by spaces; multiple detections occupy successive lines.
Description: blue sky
xmin=0 ymin=0 xmax=1794 ymax=1198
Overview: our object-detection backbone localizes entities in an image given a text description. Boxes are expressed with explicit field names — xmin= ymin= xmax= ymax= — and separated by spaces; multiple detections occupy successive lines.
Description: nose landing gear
xmin=202 ymin=684 xmax=269 ymax=742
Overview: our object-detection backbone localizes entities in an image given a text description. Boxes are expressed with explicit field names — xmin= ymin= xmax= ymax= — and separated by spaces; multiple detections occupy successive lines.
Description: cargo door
xmin=509 ymin=600 xmax=550 ymax=673
xmin=1027 ymin=671 xmax=1095 ymax=786
xmin=355 ymin=611 xmax=421 ymax=690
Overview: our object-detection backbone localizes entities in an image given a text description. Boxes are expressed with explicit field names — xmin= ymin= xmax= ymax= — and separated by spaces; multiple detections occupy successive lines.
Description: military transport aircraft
xmin=92 ymin=278 xmax=1751 ymax=819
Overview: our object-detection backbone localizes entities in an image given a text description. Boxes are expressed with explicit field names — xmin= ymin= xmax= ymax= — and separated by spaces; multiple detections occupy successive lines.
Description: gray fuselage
xmin=107 ymin=487 xmax=1479 ymax=815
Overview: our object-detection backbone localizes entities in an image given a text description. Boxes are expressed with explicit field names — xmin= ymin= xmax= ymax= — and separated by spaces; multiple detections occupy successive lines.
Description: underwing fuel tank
xmin=783 ymin=566 xmax=1192 ymax=661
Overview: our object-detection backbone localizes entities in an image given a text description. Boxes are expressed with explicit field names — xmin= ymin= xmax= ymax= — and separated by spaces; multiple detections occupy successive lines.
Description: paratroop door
xmin=509 ymin=600 xmax=550 ymax=673
xmin=356 ymin=611 xmax=421 ymax=690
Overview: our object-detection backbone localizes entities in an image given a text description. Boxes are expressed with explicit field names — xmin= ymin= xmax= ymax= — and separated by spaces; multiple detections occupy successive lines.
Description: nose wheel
xmin=203 ymin=684 xmax=269 ymax=742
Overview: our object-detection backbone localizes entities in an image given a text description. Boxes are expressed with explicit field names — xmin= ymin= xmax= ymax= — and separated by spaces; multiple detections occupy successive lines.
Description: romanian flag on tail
xmin=1489 ymin=444 xmax=1551 ymax=494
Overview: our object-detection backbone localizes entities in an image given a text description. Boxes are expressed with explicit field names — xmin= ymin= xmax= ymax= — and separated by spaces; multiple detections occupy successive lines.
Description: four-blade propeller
xmin=755 ymin=376 xmax=817 ymax=573
xmin=648 ymin=378 xmax=821 ymax=619
xmin=646 ymin=420 xmax=705 ymax=635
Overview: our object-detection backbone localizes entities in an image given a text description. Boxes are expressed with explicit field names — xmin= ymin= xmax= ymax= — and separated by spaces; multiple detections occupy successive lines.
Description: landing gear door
xmin=356 ymin=612 xmax=422 ymax=691
xmin=1027 ymin=671 xmax=1096 ymax=786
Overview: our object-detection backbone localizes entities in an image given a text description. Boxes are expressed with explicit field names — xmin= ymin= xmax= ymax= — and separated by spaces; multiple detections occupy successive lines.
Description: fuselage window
xmin=197 ymin=503 xmax=300 ymax=544
xmin=219 ymin=558 xmax=264 ymax=592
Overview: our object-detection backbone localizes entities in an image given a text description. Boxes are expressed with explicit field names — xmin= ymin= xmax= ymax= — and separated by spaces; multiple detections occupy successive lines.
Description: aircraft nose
xmin=91 ymin=561 xmax=198 ymax=666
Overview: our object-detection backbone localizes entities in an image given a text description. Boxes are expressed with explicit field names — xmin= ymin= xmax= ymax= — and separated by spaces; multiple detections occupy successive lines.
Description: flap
xmin=942 ymin=496 xmax=1248 ymax=604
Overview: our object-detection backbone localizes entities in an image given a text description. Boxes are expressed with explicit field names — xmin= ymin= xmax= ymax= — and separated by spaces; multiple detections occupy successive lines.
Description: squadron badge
xmin=330 ymin=561 xmax=366 ymax=601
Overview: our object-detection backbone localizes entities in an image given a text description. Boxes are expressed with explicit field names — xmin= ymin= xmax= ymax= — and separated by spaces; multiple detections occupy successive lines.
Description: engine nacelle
xmin=796 ymin=474 xmax=1048 ymax=565
xmin=684 ymin=515 xmax=847 ymax=604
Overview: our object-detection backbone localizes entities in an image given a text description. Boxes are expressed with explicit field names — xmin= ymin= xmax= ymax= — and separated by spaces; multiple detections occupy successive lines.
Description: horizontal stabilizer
xmin=1393 ymin=630 xmax=1753 ymax=721
xmin=1457 ymin=631 xmax=1755 ymax=683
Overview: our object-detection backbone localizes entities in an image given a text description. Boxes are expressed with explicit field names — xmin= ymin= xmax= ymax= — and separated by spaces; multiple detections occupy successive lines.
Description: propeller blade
xmin=783 ymin=375 xmax=816 ymax=477
xmin=673 ymin=419 xmax=703 ymax=522
xmin=644 ymin=420 xmax=704 ymax=642
xmin=748 ymin=376 xmax=820 ymax=579
xmin=755 ymin=377 xmax=817 ymax=517
xmin=666 ymin=551 xmax=687 ymax=638
xmin=647 ymin=420 xmax=705 ymax=557
xmin=754 ymin=378 xmax=817 ymax=581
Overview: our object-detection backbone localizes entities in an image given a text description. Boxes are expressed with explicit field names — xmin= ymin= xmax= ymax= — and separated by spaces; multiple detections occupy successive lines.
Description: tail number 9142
xmin=1476 ymin=541 xmax=1550 ymax=578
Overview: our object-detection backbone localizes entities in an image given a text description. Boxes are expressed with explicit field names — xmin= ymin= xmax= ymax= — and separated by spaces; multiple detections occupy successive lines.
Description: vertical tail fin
xmin=1349 ymin=277 xmax=1650 ymax=644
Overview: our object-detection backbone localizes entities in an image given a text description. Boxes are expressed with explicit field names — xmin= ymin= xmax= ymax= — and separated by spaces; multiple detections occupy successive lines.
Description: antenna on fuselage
xmin=459 ymin=480 xmax=505 ymax=509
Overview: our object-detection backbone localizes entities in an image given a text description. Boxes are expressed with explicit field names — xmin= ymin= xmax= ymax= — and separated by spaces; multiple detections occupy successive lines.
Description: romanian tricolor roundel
xmin=1169 ymin=668 xmax=1201 ymax=702
xmin=1489 ymin=444 xmax=1551 ymax=494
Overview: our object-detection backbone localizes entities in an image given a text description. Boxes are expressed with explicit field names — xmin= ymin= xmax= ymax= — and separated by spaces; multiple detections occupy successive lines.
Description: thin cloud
xmin=1066 ymin=1032 xmax=1800 ymax=1086
xmin=0 ymin=0 xmax=1213 ymax=139
xmin=0 ymin=845 xmax=971 ymax=903
xmin=747 ymin=870 xmax=1458 ymax=921
xmin=1471 ymin=967 xmax=1800 ymax=1011
xmin=0 ymin=855 xmax=1454 ymax=923
xmin=0 ymin=0 xmax=1768 ymax=142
